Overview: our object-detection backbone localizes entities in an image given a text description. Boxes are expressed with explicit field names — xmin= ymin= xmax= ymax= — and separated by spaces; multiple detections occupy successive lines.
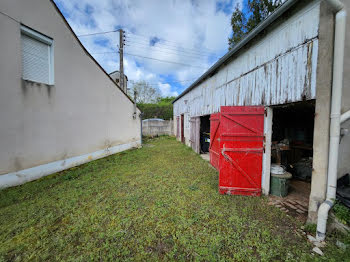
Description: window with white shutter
xmin=21 ymin=26 xmax=54 ymax=85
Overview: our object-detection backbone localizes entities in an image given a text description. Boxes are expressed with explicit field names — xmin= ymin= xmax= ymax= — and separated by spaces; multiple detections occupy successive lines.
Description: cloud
xmin=54 ymin=0 xmax=240 ymax=96
xmin=158 ymin=83 xmax=178 ymax=97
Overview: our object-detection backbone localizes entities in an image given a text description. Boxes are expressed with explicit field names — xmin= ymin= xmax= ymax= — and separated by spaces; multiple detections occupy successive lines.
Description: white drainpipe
xmin=316 ymin=0 xmax=347 ymax=241
xmin=340 ymin=110 xmax=350 ymax=123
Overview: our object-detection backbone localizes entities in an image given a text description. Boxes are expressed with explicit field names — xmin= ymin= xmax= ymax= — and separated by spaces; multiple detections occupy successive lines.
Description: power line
xmin=125 ymin=39 xmax=208 ymax=57
xmin=129 ymin=79 xmax=197 ymax=86
xmin=92 ymin=42 xmax=213 ymax=64
xmin=126 ymin=31 xmax=217 ymax=52
xmin=89 ymin=50 xmax=207 ymax=69
xmin=90 ymin=44 xmax=210 ymax=62
xmin=77 ymin=29 xmax=120 ymax=37
xmin=89 ymin=51 xmax=117 ymax=55
xmin=75 ymin=28 xmax=215 ymax=55
xmin=125 ymin=34 xmax=213 ymax=54
xmin=124 ymin=43 xmax=206 ymax=60
xmin=125 ymin=40 xmax=209 ymax=57
xmin=125 ymin=36 xmax=211 ymax=54
xmin=124 ymin=52 xmax=207 ymax=69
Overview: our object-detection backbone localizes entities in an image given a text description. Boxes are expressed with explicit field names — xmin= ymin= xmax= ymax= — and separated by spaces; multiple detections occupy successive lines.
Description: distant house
xmin=109 ymin=70 xmax=128 ymax=93
xmin=173 ymin=0 xmax=350 ymax=234
xmin=0 ymin=0 xmax=141 ymax=188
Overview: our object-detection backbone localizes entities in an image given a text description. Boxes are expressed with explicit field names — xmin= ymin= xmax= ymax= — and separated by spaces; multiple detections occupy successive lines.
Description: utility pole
xmin=133 ymin=90 xmax=137 ymax=119
xmin=118 ymin=29 xmax=125 ymax=92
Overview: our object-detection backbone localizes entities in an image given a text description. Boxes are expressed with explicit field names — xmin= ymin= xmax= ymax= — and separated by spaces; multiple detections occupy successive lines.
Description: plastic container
xmin=201 ymin=133 xmax=210 ymax=152
xmin=270 ymin=171 xmax=292 ymax=197
xmin=270 ymin=164 xmax=286 ymax=175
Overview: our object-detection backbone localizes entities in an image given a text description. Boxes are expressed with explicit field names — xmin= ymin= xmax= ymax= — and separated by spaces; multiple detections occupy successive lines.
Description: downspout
xmin=316 ymin=0 xmax=346 ymax=241
xmin=340 ymin=110 xmax=350 ymax=123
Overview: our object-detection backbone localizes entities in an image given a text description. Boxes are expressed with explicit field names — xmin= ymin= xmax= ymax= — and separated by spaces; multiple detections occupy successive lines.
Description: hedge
xmin=138 ymin=103 xmax=173 ymax=120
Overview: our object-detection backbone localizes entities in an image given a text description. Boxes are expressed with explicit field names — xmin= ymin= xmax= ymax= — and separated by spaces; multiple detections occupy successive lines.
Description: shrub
xmin=138 ymin=103 xmax=173 ymax=120
xmin=333 ymin=201 xmax=350 ymax=225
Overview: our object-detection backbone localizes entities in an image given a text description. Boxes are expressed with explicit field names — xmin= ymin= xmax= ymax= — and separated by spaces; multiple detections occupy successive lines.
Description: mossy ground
xmin=0 ymin=137 xmax=349 ymax=261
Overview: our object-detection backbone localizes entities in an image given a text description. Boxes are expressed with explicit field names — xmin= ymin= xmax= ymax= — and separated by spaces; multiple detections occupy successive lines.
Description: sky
xmin=54 ymin=0 xmax=245 ymax=98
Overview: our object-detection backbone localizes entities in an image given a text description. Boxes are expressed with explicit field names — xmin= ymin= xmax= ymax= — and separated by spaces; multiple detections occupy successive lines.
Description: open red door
xmin=209 ymin=113 xmax=220 ymax=170
xmin=219 ymin=106 xmax=264 ymax=196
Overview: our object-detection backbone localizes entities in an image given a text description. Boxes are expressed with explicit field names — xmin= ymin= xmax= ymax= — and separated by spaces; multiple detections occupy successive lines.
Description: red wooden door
xmin=219 ymin=106 xmax=264 ymax=196
xmin=209 ymin=113 xmax=220 ymax=170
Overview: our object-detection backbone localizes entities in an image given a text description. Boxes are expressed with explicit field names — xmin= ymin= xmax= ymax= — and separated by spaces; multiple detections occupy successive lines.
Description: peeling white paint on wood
xmin=174 ymin=2 xmax=320 ymax=120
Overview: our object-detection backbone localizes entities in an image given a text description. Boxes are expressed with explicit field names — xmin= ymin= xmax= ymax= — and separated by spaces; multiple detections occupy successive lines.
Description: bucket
xmin=270 ymin=171 xmax=292 ymax=197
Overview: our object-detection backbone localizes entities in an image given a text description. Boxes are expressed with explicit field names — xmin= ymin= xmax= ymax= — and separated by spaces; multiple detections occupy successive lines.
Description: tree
xmin=129 ymin=80 xmax=161 ymax=104
xmin=228 ymin=0 xmax=282 ymax=50
xmin=136 ymin=96 xmax=176 ymax=120
xmin=156 ymin=96 xmax=177 ymax=105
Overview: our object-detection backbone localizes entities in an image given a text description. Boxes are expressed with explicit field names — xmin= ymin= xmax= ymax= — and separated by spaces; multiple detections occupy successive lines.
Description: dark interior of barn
xmin=200 ymin=115 xmax=210 ymax=153
xmin=272 ymin=101 xmax=315 ymax=176
xmin=270 ymin=101 xmax=315 ymax=217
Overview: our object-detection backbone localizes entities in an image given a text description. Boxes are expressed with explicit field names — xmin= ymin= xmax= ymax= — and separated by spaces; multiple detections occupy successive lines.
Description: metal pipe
xmin=316 ymin=0 xmax=346 ymax=241
xmin=340 ymin=110 xmax=350 ymax=123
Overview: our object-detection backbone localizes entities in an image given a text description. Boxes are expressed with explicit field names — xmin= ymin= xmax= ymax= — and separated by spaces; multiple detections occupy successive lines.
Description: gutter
xmin=316 ymin=0 xmax=347 ymax=241
xmin=173 ymin=0 xmax=299 ymax=104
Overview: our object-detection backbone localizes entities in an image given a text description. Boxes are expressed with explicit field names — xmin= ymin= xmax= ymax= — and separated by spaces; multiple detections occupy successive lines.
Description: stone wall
xmin=142 ymin=119 xmax=174 ymax=137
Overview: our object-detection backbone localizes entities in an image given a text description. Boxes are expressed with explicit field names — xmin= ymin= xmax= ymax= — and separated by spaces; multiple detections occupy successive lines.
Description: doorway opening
xmin=200 ymin=115 xmax=210 ymax=153
xmin=199 ymin=115 xmax=210 ymax=161
xmin=181 ymin=114 xmax=185 ymax=143
xmin=270 ymin=100 xmax=315 ymax=221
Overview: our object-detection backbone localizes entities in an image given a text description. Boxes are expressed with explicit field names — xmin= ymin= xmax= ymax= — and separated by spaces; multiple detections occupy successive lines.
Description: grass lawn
xmin=0 ymin=136 xmax=349 ymax=261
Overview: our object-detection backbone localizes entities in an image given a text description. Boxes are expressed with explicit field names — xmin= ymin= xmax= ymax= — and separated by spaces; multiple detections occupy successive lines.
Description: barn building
xmin=173 ymin=0 xmax=350 ymax=237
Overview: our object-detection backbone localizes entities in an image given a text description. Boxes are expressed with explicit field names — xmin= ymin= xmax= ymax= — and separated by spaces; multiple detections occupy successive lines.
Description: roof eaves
xmin=172 ymin=0 xmax=298 ymax=104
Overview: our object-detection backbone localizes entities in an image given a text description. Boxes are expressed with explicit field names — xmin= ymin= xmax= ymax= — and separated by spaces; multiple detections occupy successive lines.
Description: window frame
xmin=20 ymin=25 xmax=54 ymax=85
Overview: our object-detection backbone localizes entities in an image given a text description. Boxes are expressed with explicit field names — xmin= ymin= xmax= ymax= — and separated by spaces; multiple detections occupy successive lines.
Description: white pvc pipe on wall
xmin=316 ymin=0 xmax=346 ymax=241
xmin=340 ymin=110 xmax=350 ymax=123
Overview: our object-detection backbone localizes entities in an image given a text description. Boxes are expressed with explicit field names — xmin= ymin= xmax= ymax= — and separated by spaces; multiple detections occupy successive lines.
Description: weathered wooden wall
xmin=174 ymin=1 xmax=320 ymax=145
